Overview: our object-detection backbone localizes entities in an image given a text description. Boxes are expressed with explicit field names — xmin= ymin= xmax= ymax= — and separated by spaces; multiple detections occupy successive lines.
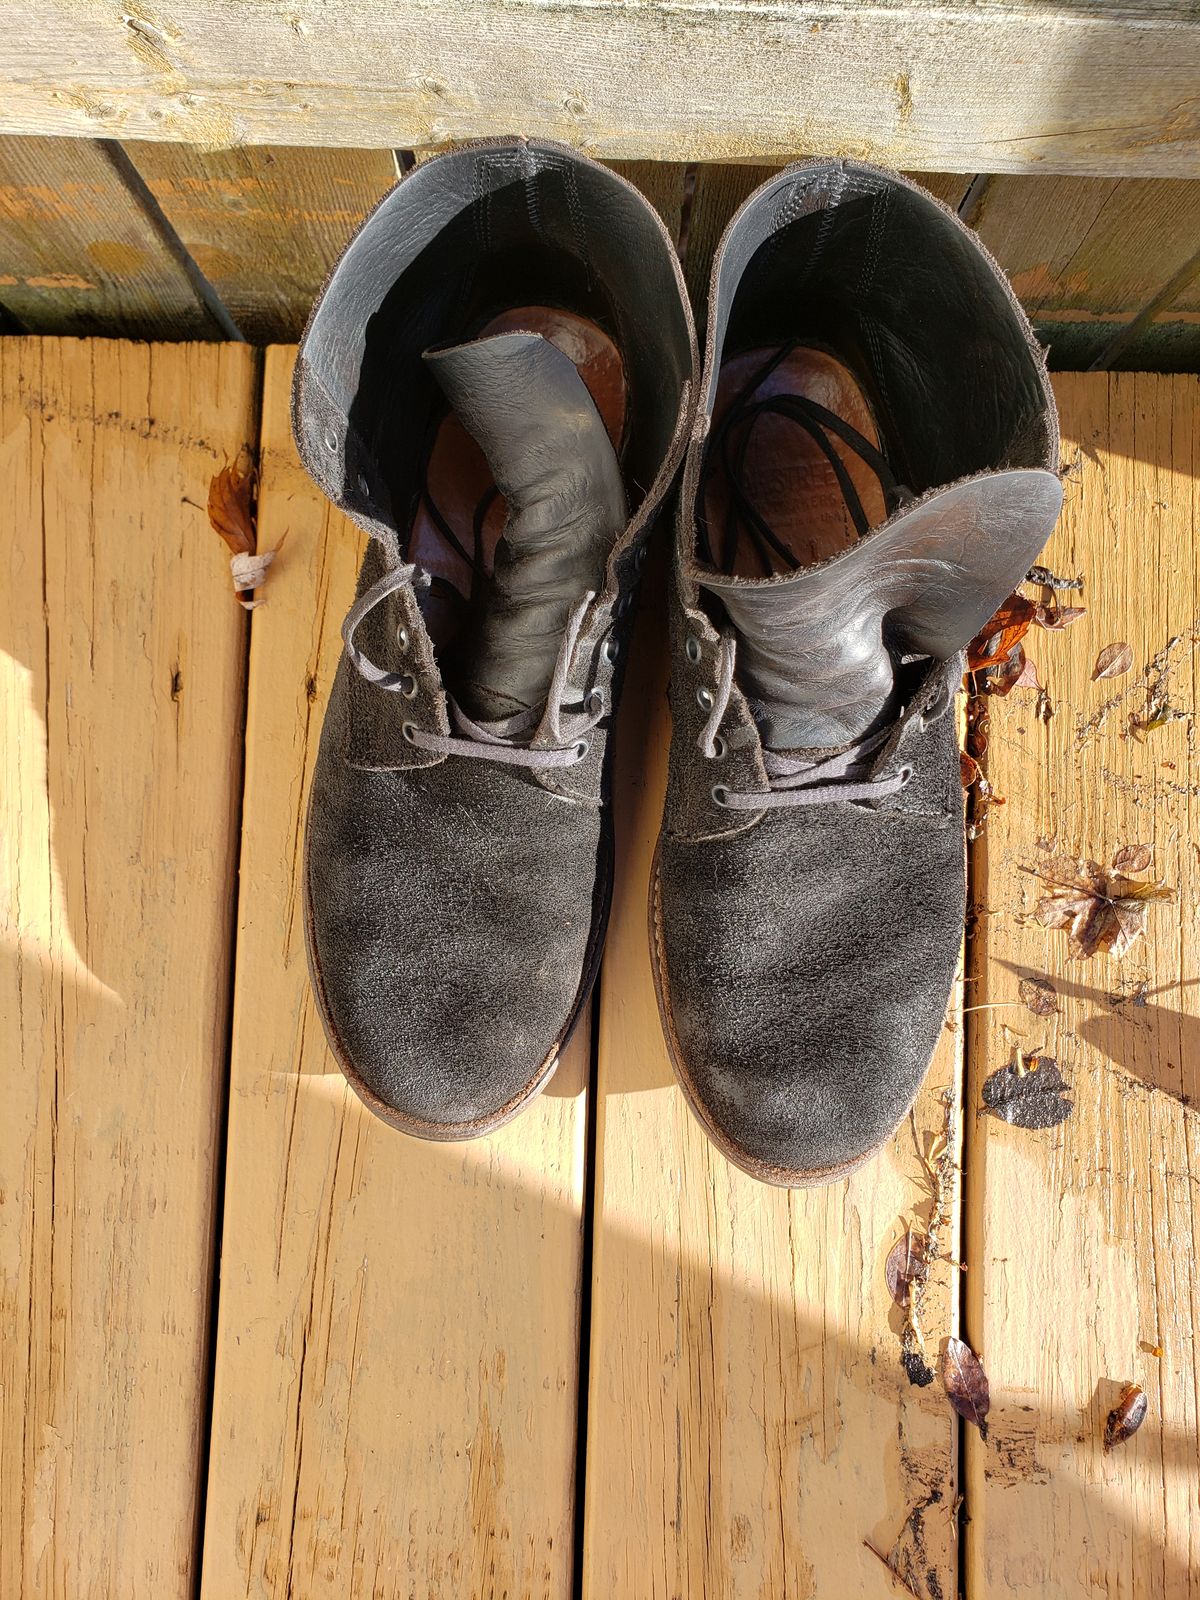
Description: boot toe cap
xmin=654 ymin=806 xmax=963 ymax=1183
xmin=305 ymin=741 xmax=603 ymax=1134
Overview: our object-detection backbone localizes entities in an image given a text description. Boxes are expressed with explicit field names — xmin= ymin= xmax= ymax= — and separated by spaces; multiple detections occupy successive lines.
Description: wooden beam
xmin=199 ymin=347 xmax=590 ymax=1600
xmin=0 ymin=136 xmax=223 ymax=336
xmin=125 ymin=143 xmax=399 ymax=342
xmin=3 ymin=1 xmax=1200 ymax=175
xmin=971 ymin=176 xmax=1200 ymax=369
xmin=965 ymin=373 xmax=1200 ymax=1597
xmin=0 ymin=339 xmax=255 ymax=1595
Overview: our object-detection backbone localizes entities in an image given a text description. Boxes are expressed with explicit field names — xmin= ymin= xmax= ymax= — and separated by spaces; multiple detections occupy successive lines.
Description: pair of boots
xmin=296 ymin=140 xmax=1062 ymax=1187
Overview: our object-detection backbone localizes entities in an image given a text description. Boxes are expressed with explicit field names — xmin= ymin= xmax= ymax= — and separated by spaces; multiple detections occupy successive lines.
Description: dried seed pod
xmin=1104 ymin=1384 xmax=1148 ymax=1450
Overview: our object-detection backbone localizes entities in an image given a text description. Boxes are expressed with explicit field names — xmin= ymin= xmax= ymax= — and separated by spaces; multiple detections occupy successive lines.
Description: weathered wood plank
xmin=3 ymin=2 xmax=1200 ymax=175
xmin=971 ymin=176 xmax=1200 ymax=367
xmin=199 ymin=346 xmax=589 ymax=1600
xmin=0 ymin=137 xmax=219 ymax=336
xmin=966 ymin=374 xmax=1200 ymax=1597
xmin=606 ymin=161 xmax=688 ymax=247
xmin=582 ymin=573 xmax=964 ymax=1600
xmin=125 ymin=142 xmax=399 ymax=341
xmin=974 ymin=178 xmax=1200 ymax=315
xmin=0 ymin=339 xmax=255 ymax=1596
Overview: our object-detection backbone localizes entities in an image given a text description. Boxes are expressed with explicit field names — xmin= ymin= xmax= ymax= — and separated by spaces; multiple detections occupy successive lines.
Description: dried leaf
xmin=941 ymin=1336 xmax=990 ymax=1437
xmin=1012 ymin=653 xmax=1041 ymax=690
xmin=960 ymin=751 xmax=981 ymax=789
xmin=1033 ymin=855 xmax=1174 ymax=960
xmin=207 ymin=453 xmax=257 ymax=557
xmin=982 ymin=1056 xmax=1073 ymax=1129
xmin=1104 ymin=1384 xmax=1148 ymax=1450
xmin=1093 ymin=641 xmax=1133 ymax=681
xmin=1129 ymin=698 xmax=1183 ymax=739
xmin=1018 ymin=975 xmax=1058 ymax=1017
xmin=967 ymin=593 xmax=1038 ymax=672
xmin=1036 ymin=604 xmax=1086 ymax=631
xmin=885 ymin=1230 xmax=930 ymax=1307
xmin=1112 ymin=843 xmax=1152 ymax=873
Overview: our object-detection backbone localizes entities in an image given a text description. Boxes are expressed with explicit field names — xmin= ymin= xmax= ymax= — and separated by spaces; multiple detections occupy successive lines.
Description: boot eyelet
xmin=708 ymin=734 xmax=727 ymax=760
xmin=323 ymin=428 xmax=338 ymax=453
xmin=601 ymin=636 xmax=617 ymax=665
xmin=696 ymin=685 xmax=714 ymax=711
xmin=399 ymin=673 xmax=418 ymax=699
xmin=711 ymin=783 xmax=729 ymax=807
xmin=574 ymin=739 xmax=591 ymax=762
xmin=899 ymin=765 xmax=914 ymax=785
xmin=686 ymin=636 xmax=702 ymax=665
xmin=396 ymin=624 xmax=409 ymax=650
xmin=402 ymin=721 xmax=417 ymax=743
xmin=587 ymin=687 xmax=606 ymax=714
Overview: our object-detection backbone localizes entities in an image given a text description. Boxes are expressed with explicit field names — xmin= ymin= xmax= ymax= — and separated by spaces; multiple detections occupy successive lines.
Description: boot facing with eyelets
xmin=295 ymin=139 xmax=696 ymax=1136
xmin=652 ymin=160 xmax=1062 ymax=1185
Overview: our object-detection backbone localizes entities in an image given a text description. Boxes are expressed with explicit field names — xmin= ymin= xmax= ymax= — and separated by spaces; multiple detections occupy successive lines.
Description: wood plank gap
xmin=958 ymin=175 xmax=994 ymax=229
xmin=571 ymin=990 xmax=604 ymax=1600
xmin=103 ymin=141 xmax=245 ymax=341
xmin=188 ymin=346 xmax=265 ymax=1600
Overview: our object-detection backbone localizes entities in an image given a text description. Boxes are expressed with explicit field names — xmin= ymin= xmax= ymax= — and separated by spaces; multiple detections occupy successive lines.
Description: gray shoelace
xmin=343 ymin=567 xmax=604 ymax=770
xmin=699 ymin=636 xmax=964 ymax=811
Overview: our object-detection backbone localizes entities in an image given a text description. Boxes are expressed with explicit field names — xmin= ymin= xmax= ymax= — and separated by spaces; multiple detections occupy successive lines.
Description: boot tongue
xmin=699 ymin=468 xmax=1064 ymax=750
xmin=424 ymin=331 xmax=626 ymax=720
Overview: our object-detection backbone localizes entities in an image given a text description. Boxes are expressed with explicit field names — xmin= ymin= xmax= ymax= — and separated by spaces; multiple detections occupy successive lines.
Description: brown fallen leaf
xmin=207 ymin=451 xmax=257 ymax=556
xmin=1032 ymin=855 xmax=1174 ymax=960
xmin=942 ymin=1336 xmax=990 ymax=1437
xmin=982 ymin=1056 xmax=1073 ymax=1129
xmin=1036 ymin=604 xmax=1086 ymax=631
xmin=207 ymin=449 xmax=286 ymax=609
xmin=1112 ymin=843 xmax=1152 ymax=874
xmin=1018 ymin=975 xmax=1058 ymax=1017
xmin=885 ymin=1230 xmax=930 ymax=1307
xmin=967 ymin=593 xmax=1038 ymax=672
xmin=1104 ymin=1384 xmax=1148 ymax=1450
xmin=1093 ymin=641 xmax=1133 ymax=681
xmin=1012 ymin=653 xmax=1041 ymax=690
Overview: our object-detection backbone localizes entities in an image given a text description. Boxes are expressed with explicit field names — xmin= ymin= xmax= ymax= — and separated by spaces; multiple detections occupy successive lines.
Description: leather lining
xmin=411 ymin=305 xmax=627 ymax=650
xmin=702 ymin=344 xmax=885 ymax=577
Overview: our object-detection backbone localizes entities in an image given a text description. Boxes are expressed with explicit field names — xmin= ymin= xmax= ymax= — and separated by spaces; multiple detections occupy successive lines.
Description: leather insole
xmin=411 ymin=306 xmax=627 ymax=645
xmin=703 ymin=345 xmax=886 ymax=578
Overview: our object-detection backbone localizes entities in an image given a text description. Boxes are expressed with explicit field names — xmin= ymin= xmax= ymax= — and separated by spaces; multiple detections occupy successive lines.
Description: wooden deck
xmin=2 ymin=343 xmax=1198 ymax=1599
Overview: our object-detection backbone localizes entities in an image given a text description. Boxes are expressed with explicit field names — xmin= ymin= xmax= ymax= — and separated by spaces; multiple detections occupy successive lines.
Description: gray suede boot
xmin=652 ymin=162 xmax=1062 ymax=1185
xmin=295 ymin=140 xmax=696 ymax=1136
